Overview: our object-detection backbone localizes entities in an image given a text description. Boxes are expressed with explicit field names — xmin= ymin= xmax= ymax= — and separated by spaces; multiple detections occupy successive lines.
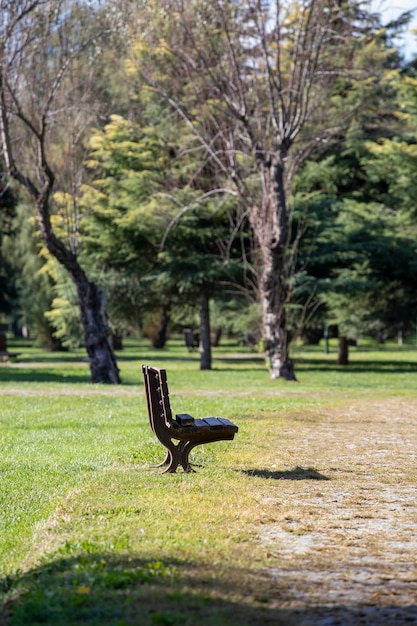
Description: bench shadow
xmin=241 ymin=466 xmax=330 ymax=480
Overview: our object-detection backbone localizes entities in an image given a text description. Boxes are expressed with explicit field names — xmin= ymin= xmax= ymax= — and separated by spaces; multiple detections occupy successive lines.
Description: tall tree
xmin=0 ymin=0 xmax=121 ymax=382
xmin=128 ymin=0 xmax=390 ymax=379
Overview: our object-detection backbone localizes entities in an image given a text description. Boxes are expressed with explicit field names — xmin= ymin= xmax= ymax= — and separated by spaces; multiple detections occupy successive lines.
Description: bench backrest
xmin=142 ymin=365 xmax=174 ymax=441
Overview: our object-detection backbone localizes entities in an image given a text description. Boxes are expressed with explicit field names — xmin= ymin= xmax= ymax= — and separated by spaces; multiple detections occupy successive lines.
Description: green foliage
xmin=365 ymin=76 xmax=417 ymax=212
xmin=81 ymin=111 xmax=247 ymax=339
xmin=293 ymin=189 xmax=417 ymax=342
xmin=209 ymin=299 xmax=261 ymax=341
xmin=81 ymin=114 xmax=167 ymax=257
xmin=42 ymin=255 xmax=83 ymax=350
xmin=1 ymin=205 xmax=61 ymax=347
xmin=1 ymin=0 xmax=416 ymax=365
xmin=80 ymin=115 xmax=168 ymax=332
xmin=290 ymin=56 xmax=417 ymax=343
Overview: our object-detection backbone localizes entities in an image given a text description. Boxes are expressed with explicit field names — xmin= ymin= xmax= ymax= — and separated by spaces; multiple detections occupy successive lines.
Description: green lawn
xmin=1 ymin=336 xmax=417 ymax=625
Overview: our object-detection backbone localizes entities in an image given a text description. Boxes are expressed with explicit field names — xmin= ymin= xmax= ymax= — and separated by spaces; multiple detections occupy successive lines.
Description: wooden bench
xmin=142 ymin=364 xmax=238 ymax=473
xmin=0 ymin=333 xmax=20 ymax=363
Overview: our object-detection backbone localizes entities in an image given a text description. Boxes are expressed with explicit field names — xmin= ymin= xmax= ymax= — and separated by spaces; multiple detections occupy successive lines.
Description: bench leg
xmin=154 ymin=442 xmax=195 ymax=473
xmin=160 ymin=446 xmax=180 ymax=473
xmin=178 ymin=441 xmax=200 ymax=472
xmin=151 ymin=451 xmax=170 ymax=468
xmin=153 ymin=439 xmax=182 ymax=473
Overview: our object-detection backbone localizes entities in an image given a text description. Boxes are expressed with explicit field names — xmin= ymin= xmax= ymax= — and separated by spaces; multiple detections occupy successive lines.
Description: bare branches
xmin=0 ymin=0 xmax=115 ymax=259
xmin=0 ymin=1 xmax=48 ymax=43
xmin=0 ymin=72 xmax=40 ymax=200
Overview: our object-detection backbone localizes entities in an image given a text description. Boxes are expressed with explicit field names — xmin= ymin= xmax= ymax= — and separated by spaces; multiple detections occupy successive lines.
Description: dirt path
xmin=257 ymin=398 xmax=417 ymax=625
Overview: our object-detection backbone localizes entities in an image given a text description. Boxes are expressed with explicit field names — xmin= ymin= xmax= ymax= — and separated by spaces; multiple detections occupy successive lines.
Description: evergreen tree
xmin=291 ymin=59 xmax=417 ymax=361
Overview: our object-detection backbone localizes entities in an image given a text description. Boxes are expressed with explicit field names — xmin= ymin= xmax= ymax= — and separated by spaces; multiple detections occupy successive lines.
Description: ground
xmin=255 ymin=397 xmax=417 ymax=625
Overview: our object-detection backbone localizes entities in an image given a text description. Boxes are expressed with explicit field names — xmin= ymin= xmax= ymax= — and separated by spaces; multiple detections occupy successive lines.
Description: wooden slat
xmin=202 ymin=417 xmax=227 ymax=430
xmin=175 ymin=413 xmax=195 ymax=426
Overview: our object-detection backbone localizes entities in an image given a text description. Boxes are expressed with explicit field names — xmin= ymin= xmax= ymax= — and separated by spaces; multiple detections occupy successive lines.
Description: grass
xmin=1 ymin=335 xmax=417 ymax=625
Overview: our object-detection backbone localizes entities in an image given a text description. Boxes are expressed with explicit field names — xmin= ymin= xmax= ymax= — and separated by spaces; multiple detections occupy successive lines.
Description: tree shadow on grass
xmin=0 ymin=369 xmax=91 ymax=384
xmin=0 ymin=366 xmax=138 ymax=386
xmin=241 ymin=466 xmax=330 ymax=480
xmin=2 ymin=553 xmax=416 ymax=626
xmin=0 ymin=554 xmax=295 ymax=626
xmin=295 ymin=357 xmax=417 ymax=374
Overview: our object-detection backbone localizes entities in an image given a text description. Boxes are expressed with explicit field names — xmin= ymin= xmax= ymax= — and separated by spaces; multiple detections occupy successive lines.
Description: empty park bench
xmin=183 ymin=328 xmax=199 ymax=352
xmin=142 ymin=364 xmax=238 ymax=473
xmin=0 ymin=334 xmax=20 ymax=363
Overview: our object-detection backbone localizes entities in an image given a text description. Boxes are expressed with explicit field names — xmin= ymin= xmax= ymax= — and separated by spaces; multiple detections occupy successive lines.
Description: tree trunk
xmin=76 ymin=276 xmax=121 ymax=384
xmin=210 ymin=325 xmax=221 ymax=347
xmin=112 ymin=331 xmax=123 ymax=351
xmin=199 ymin=291 xmax=211 ymax=370
xmin=152 ymin=305 xmax=170 ymax=349
xmin=338 ymin=336 xmax=349 ymax=366
xmin=260 ymin=256 xmax=296 ymax=380
xmin=255 ymin=158 xmax=296 ymax=381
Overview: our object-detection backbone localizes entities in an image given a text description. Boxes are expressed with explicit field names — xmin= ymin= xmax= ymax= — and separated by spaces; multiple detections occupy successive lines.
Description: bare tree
xmin=130 ymin=0 xmax=379 ymax=379
xmin=0 ymin=0 xmax=120 ymax=382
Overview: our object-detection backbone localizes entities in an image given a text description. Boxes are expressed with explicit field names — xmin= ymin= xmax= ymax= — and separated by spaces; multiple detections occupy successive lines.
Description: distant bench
xmin=142 ymin=364 xmax=238 ymax=473
xmin=0 ymin=333 xmax=20 ymax=363
xmin=183 ymin=328 xmax=199 ymax=352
